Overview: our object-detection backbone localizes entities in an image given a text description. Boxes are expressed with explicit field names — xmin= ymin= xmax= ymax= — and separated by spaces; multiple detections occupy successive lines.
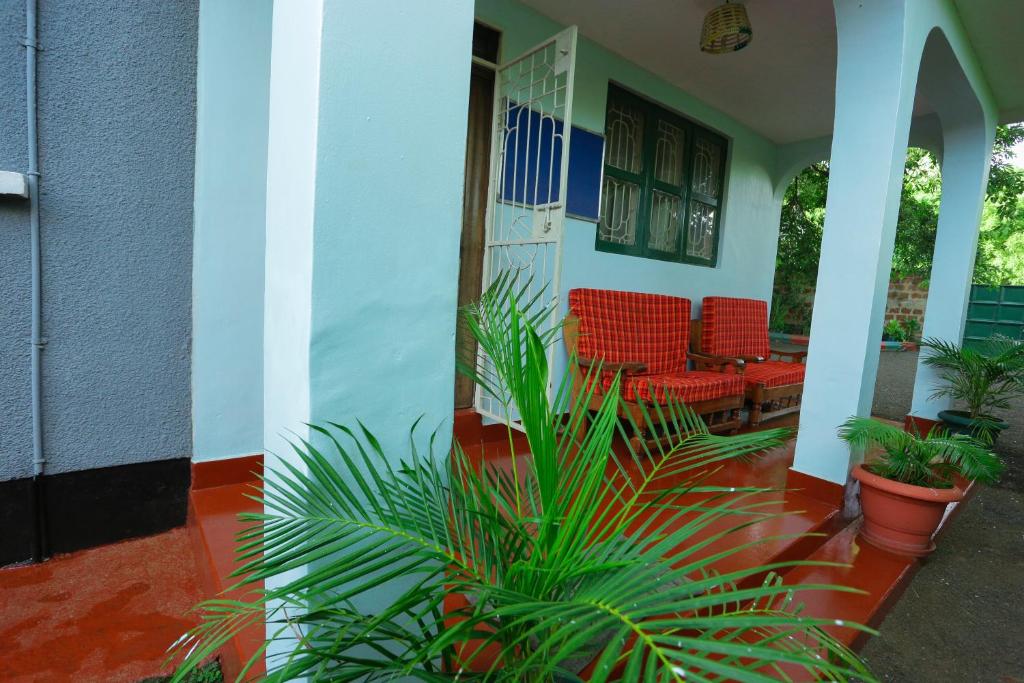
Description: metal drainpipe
xmin=25 ymin=0 xmax=48 ymax=563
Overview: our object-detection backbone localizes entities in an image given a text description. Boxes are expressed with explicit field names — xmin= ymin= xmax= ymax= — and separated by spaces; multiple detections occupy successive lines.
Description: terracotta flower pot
xmin=852 ymin=464 xmax=963 ymax=557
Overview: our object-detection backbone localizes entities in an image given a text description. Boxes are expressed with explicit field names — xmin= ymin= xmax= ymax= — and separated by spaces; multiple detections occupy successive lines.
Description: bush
xmin=882 ymin=319 xmax=907 ymax=342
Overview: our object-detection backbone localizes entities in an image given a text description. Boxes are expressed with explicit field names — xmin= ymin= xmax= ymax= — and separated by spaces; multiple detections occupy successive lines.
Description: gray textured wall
xmin=0 ymin=3 xmax=33 ymax=483
xmin=0 ymin=1 xmax=198 ymax=481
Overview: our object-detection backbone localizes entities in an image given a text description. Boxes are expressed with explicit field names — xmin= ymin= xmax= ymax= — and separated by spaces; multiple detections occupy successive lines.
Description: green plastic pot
xmin=938 ymin=409 xmax=1009 ymax=443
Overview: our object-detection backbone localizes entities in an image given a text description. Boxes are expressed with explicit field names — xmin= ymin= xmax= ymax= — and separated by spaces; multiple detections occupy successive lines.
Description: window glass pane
xmin=691 ymin=138 xmax=722 ymax=198
xmin=604 ymin=99 xmax=643 ymax=174
xmin=647 ymin=191 xmax=681 ymax=253
xmin=598 ymin=176 xmax=640 ymax=246
xmin=654 ymin=120 xmax=685 ymax=186
xmin=686 ymin=201 xmax=716 ymax=259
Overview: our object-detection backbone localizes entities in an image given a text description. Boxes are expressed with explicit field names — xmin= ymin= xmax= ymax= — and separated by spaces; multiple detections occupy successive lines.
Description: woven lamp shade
xmin=700 ymin=2 xmax=753 ymax=54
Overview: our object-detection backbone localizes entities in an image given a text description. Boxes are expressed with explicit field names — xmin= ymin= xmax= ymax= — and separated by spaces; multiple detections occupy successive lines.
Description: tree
xmin=773 ymin=124 xmax=1024 ymax=331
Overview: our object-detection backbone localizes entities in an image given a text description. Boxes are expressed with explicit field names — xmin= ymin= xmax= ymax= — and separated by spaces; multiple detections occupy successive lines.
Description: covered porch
xmin=458 ymin=0 xmax=1010 ymax=486
xmin=187 ymin=0 xmax=1024 ymax=491
xmin=183 ymin=0 xmax=1024 ymax=678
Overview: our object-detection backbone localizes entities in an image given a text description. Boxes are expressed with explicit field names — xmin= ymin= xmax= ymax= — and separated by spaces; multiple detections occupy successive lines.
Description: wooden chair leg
xmin=749 ymin=385 xmax=765 ymax=427
xmin=749 ymin=402 xmax=762 ymax=427
xmin=729 ymin=407 xmax=740 ymax=434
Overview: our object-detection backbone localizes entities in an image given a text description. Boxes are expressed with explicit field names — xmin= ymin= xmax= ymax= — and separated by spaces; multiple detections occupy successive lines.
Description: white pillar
xmin=792 ymin=1 xmax=918 ymax=484
xmin=264 ymin=0 xmax=322 ymax=474
xmin=263 ymin=0 xmax=473 ymax=670
xmin=263 ymin=0 xmax=323 ymax=667
xmin=910 ymin=124 xmax=994 ymax=418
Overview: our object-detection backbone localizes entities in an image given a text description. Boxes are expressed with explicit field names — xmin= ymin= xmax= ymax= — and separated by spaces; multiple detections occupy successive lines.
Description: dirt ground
xmin=859 ymin=350 xmax=1024 ymax=682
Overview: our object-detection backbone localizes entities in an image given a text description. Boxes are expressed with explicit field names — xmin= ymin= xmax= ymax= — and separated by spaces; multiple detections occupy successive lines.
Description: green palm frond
xmin=172 ymin=274 xmax=876 ymax=682
xmin=838 ymin=416 xmax=1002 ymax=487
xmin=920 ymin=335 xmax=1024 ymax=418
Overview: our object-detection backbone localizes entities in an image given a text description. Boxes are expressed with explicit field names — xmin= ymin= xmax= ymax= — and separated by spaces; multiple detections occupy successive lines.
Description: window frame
xmin=596 ymin=84 xmax=728 ymax=267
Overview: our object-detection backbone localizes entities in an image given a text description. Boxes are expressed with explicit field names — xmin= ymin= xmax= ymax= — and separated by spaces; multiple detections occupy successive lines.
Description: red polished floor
xmin=189 ymin=481 xmax=266 ymax=680
xmin=15 ymin=412 xmax=960 ymax=682
xmin=0 ymin=527 xmax=203 ymax=683
xmin=459 ymin=415 xmax=842 ymax=587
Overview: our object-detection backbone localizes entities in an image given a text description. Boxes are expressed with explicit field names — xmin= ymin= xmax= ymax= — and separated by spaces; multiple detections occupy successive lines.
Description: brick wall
xmin=774 ymin=275 xmax=929 ymax=334
xmin=884 ymin=276 xmax=928 ymax=327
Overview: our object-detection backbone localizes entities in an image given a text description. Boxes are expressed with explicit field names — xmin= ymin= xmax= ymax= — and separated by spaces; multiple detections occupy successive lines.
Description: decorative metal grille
xmin=598 ymin=176 xmax=639 ymax=246
xmin=648 ymin=191 xmax=681 ymax=253
xmin=654 ymin=120 xmax=685 ymax=185
xmin=692 ymin=138 xmax=722 ymax=198
xmin=686 ymin=201 xmax=717 ymax=260
xmin=476 ymin=27 xmax=577 ymax=426
xmin=604 ymin=100 xmax=643 ymax=173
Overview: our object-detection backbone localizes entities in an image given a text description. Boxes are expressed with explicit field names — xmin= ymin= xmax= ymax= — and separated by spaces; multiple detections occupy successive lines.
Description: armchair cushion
xmin=568 ymin=288 xmax=690 ymax=374
xmin=742 ymin=360 xmax=805 ymax=389
xmin=701 ymin=297 xmax=770 ymax=359
xmin=603 ymin=371 xmax=744 ymax=404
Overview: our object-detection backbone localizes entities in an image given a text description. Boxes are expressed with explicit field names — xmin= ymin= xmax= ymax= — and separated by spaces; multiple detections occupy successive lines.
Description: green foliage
xmin=775 ymin=165 xmax=825 ymax=283
xmin=975 ymin=125 xmax=1024 ymax=285
xmin=900 ymin=317 xmax=920 ymax=342
xmin=775 ymin=125 xmax=1024 ymax=328
xmin=881 ymin=318 xmax=919 ymax=343
xmin=170 ymin=277 xmax=875 ymax=682
xmin=768 ymin=285 xmax=810 ymax=334
xmin=838 ymin=417 xmax=1002 ymax=488
xmin=920 ymin=335 xmax=1024 ymax=419
xmin=891 ymin=150 xmax=942 ymax=280
xmin=142 ymin=661 xmax=222 ymax=683
xmin=882 ymin=320 xmax=907 ymax=343
xmin=985 ymin=124 xmax=1024 ymax=222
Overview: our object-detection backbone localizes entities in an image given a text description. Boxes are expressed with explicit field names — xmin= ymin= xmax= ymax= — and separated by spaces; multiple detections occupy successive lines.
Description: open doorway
xmin=454 ymin=22 xmax=500 ymax=409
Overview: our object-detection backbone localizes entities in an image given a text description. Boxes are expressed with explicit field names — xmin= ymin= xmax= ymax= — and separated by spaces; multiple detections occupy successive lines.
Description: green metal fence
xmin=964 ymin=285 xmax=1024 ymax=348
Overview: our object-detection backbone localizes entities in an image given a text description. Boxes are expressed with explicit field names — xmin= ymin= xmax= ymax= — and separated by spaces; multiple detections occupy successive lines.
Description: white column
xmin=910 ymin=123 xmax=994 ymax=418
xmin=792 ymin=0 xmax=918 ymax=484
xmin=263 ymin=0 xmax=473 ymax=670
xmin=264 ymin=0 xmax=322 ymax=473
xmin=263 ymin=0 xmax=323 ymax=668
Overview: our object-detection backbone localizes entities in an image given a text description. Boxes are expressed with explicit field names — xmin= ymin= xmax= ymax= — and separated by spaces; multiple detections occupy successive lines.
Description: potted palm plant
xmin=920 ymin=335 xmax=1024 ymax=441
xmin=839 ymin=417 xmax=1002 ymax=557
xmin=170 ymin=278 xmax=874 ymax=682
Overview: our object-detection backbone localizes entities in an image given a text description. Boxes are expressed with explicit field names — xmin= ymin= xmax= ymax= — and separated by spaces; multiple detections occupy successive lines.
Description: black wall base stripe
xmin=0 ymin=457 xmax=190 ymax=567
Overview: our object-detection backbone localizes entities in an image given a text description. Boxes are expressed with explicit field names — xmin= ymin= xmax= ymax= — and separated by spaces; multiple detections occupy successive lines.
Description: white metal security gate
xmin=475 ymin=26 xmax=579 ymax=427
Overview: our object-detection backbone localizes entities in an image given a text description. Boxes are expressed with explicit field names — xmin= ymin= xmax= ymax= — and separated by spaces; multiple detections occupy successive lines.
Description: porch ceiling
xmin=953 ymin=0 xmax=1024 ymax=125
xmin=520 ymin=0 xmax=1024 ymax=144
xmin=520 ymin=0 xmax=837 ymax=144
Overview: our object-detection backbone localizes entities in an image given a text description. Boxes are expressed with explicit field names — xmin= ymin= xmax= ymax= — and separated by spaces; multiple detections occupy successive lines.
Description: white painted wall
xmin=191 ymin=0 xmax=272 ymax=462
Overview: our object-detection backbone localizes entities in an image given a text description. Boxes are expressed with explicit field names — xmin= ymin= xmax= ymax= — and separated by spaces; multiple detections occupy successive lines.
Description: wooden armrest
xmin=577 ymin=356 xmax=647 ymax=375
xmin=689 ymin=351 xmax=746 ymax=374
xmin=770 ymin=347 xmax=808 ymax=362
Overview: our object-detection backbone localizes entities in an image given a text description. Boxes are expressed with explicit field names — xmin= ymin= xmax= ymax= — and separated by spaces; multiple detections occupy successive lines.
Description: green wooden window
xmin=596 ymin=85 xmax=728 ymax=266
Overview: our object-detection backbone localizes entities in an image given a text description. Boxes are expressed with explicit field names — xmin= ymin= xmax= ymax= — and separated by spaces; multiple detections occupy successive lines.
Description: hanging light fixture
xmin=700 ymin=1 xmax=753 ymax=54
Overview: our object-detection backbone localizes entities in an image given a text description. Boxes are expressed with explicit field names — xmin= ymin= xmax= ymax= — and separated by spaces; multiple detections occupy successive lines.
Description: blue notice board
xmin=500 ymin=104 xmax=602 ymax=222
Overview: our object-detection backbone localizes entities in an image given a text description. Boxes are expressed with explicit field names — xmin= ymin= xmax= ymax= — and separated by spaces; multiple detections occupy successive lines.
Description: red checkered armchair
xmin=694 ymin=296 xmax=807 ymax=426
xmin=564 ymin=288 xmax=745 ymax=444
